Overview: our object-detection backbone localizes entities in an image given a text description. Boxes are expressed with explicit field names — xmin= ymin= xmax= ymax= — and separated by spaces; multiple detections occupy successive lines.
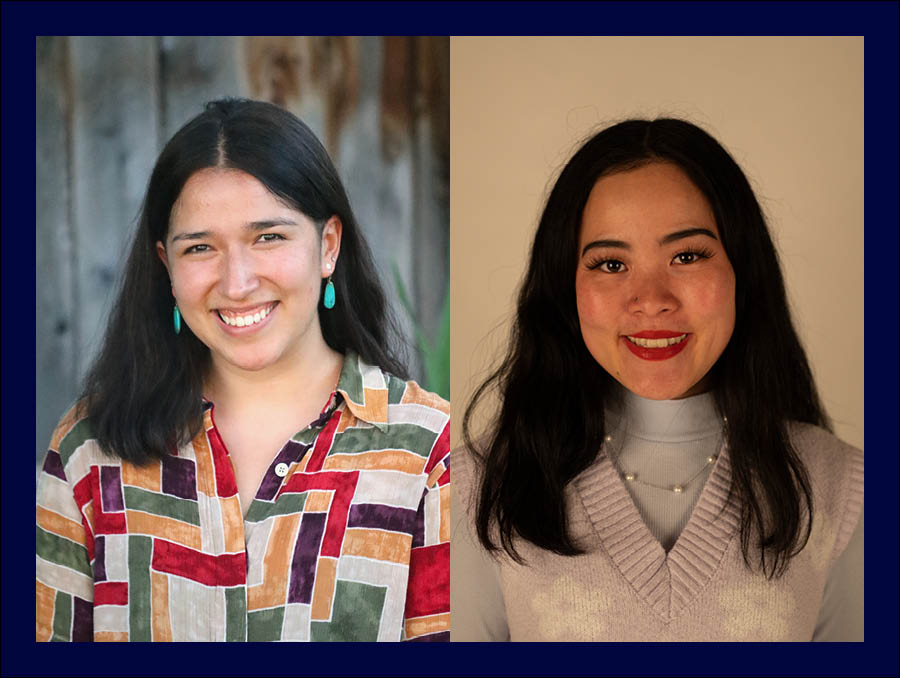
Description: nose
xmin=218 ymin=248 xmax=260 ymax=299
xmin=627 ymin=273 xmax=679 ymax=316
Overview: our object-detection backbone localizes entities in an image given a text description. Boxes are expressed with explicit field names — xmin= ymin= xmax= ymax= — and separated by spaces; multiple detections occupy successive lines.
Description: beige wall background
xmin=450 ymin=36 xmax=864 ymax=450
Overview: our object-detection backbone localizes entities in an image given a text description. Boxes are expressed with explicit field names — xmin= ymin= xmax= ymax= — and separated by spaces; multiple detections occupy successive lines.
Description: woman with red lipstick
xmin=37 ymin=99 xmax=450 ymax=642
xmin=452 ymin=119 xmax=863 ymax=641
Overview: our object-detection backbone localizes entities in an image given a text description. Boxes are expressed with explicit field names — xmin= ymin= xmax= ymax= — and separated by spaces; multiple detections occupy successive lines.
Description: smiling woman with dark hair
xmin=36 ymin=99 xmax=450 ymax=642
xmin=452 ymin=119 xmax=863 ymax=641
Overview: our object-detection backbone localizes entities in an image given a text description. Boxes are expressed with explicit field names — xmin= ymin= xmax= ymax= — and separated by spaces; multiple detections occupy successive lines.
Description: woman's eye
xmin=672 ymin=249 xmax=713 ymax=265
xmin=184 ymin=244 xmax=210 ymax=255
xmin=258 ymin=233 xmax=285 ymax=243
xmin=588 ymin=259 xmax=627 ymax=273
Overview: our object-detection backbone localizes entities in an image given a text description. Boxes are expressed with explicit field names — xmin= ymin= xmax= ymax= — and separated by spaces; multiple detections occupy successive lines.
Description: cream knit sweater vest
xmin=452 ymin=423 xmax=863 ymax=641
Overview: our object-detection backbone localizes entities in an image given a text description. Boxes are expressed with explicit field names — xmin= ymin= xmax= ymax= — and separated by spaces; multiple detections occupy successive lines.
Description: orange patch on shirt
xmin=405 ymin=611 xmax=450 ymax=639
xmin=305 ymin=490 xmax=332 ymax=513
xmin=36 ymin=580 xmax=55 ymax=641
xmin=400 ymin=381 xmax=450 ymax=414
xmin=191 ymin=432 xmax=216 ymax=497
xmin=125 ymin=510 xmax=202 ymax=550
xmin=350 ymin=387 xmax=388 ymax=425
xmin=341 ymin=528 xmax=411 ymax=564
xmin=310 ymin=557 xmax=338 ymax=621
xmin=151 ymin=571 xmax=172 ymax=642
xmin=247 ymin=513 xmax=300 ymax=611
xmin=336 ymin=407 xmax=357 ymax=433
xmin=220 ymin=495 xmax=245 ymax=554
xmin=37 ymin=505 xmax=85 ymax=544
xmin=95 ymin=631 xmax=129 ymax=642
xmin=121 ymin=460 xmax=162 ymax=493
xmin=439 ymin=484 xmax=450 ymax=544
xmin=322 ymin=450 xmax=425 ymax=474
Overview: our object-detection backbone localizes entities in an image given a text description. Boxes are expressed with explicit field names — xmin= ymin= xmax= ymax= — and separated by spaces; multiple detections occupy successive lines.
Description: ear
xmin=155 ymin=241 xmax=177 ymax=297
xmin=320 ymin=216 xmax=343 ymax=278
xmin=156 ymin=241 xmax=171 ymax=275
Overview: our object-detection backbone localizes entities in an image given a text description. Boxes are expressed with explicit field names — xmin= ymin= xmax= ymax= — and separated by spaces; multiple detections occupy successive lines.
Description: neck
xmin=204 ymin=335 xmax=344 ymax=415
xmin=606 ymin=383 xmax=721 ymax=442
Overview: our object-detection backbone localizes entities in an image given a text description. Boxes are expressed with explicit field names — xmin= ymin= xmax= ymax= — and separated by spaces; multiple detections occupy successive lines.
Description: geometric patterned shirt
xmin=36 ymin=352 xmax=450 ymax=641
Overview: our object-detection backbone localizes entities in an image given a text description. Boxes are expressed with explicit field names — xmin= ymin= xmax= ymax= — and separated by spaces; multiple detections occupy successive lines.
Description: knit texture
xmin=452 ymin=422 xmax=863 ymax=641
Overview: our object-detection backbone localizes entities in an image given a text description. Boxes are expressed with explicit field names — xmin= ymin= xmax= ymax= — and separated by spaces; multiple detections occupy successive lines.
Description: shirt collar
xmin=334 ymin=351 xmax=390 ymax=432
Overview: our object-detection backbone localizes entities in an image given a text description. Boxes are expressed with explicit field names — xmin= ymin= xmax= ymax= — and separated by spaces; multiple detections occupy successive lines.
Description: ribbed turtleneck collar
xmin=605 ymin=383 xmax=722 ymax=443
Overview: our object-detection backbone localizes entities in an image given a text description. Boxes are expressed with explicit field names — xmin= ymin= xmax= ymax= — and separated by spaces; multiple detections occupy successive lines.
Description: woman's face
xmin=574 ymin=162 xmax=735 ymax=400
xmin=157 ymin=168 xmax=340 ymax=378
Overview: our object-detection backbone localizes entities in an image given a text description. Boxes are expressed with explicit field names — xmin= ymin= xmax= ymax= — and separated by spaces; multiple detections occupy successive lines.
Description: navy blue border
xmin=5 ymin=1 xmax=897 ymax=676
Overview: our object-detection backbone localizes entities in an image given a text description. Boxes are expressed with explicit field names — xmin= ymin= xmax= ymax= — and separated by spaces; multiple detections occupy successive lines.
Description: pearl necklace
xmin=606 ymin=415 xmax=726 ymax=495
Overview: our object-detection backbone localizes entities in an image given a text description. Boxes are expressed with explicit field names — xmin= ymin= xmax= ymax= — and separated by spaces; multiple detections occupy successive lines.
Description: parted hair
xmin=81 ymin=98 xmax=407 ymax=465
xmin=463 ymin=118 xmax=829 ymax=578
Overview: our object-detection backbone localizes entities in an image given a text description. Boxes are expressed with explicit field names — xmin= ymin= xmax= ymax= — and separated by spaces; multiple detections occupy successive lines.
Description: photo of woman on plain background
xmin=450 ymin=37 xmax=863 ymax=642
xmin=36 ymin=37 xmax=450 ymax=642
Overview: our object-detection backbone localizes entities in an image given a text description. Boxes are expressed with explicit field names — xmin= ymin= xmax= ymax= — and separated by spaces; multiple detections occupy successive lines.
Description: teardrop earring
xmin=324 ymin=276 xmax=336 ymax=309
xmin=173 ymin=305 xmax=182 ymax=334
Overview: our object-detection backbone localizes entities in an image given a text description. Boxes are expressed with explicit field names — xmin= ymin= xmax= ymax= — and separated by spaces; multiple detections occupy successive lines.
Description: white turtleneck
xmin=603 ymin=387 xmax=724 ymax=551
xmin=450 ymin=386 xmax=864 ymax=641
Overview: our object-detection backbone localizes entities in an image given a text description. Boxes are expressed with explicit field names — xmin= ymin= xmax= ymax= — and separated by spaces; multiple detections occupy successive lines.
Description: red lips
xmin=623 ymin=333 xmax=691 ymax=361
xmin=627 ymin=330 xmax=687 ymax=339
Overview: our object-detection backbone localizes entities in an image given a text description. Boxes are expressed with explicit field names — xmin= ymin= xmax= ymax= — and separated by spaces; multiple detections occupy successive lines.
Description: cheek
xmin=689 ymin=269 xmax=736 ymax=339
xmin=575 ymin=277 xmax=618 ymax=333
xmin=170 ymin=265 xmax=213 ymax=302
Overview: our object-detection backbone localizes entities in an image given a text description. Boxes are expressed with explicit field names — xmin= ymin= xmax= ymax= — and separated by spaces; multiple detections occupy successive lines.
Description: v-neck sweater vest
xmin=452 ymin=419 xmax=863 ymax=641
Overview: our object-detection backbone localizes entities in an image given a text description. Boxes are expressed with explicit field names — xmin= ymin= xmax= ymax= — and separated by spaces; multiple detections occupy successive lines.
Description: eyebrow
xmin=170 ymin=218 xmax=299 ymax=243
xmin=581 ymin=227 xmax=718 ymax=257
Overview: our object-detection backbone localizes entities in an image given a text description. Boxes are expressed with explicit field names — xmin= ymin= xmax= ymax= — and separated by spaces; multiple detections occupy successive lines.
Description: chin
xmin=221 ymin=350 xmax=279 ymax=373
xmin=619 ymin=376 xmax=695 ymax=401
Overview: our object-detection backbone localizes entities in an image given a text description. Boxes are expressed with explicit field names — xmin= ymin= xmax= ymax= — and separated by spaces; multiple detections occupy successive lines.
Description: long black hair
xmin=81 ymin=98 xmax=407 ymax=465
xmin=463 ymin=118 xmax=829 ymax=578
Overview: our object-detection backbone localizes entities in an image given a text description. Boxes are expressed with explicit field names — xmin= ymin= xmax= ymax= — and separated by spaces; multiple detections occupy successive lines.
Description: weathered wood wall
xmin=36 ymin=36 xmax=449 ymax=468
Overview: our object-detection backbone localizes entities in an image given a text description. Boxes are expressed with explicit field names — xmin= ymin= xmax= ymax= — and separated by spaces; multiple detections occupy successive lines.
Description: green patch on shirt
xmin=310 ymin=580 xmax=387 ymax=641
xmin=36 ymin=525 xmax=91 ymax=574
xmin=248 ymin=606 xmax=285 ymax=641
xmin=123 ymin=486 xmax=201 ymax=526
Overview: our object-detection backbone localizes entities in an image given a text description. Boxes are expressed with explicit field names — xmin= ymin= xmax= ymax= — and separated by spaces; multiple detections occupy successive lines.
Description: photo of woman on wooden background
xmin=36 ymin=36 xmax=450 ymax=642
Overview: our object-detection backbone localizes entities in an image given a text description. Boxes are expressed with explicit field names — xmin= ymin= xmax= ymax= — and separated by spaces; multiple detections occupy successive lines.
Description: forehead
xmin=170 ymin=168 xmax=295 ymax=227
xmin=580 ymin=162 xmax=718 ymax=241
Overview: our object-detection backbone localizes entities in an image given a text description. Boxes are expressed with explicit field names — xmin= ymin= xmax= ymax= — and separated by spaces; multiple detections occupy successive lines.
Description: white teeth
xmin=218 ymin=304 xmax=273 ymax=328
xmin=627 ymin=334 xmax=687 ymax=348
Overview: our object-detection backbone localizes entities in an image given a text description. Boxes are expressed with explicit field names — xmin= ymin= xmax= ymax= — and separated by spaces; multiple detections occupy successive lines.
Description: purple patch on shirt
xmin=72 ymin=595 xmax=94 ymax=642
xmin=257 ymin=441 xmax=310 ymax=501
xmin=161 ymin=454 xmax=197 ymax=500
xmin=411 ymin=493 xmax=426 ymax=549
xmin=93 ymin=535 xmax=107 ymax=581
xmin=42 ymin=450 xmax=67 ymax=481
xmin=408 ymin=630 xmax=450 ymax=642
xmin=287 ymin=512 xmax=327 ymax=604
xmin=99 ymin=466 xmax=124 ymax=512
xmin=347 ymin=503 xmax=417 ymax=535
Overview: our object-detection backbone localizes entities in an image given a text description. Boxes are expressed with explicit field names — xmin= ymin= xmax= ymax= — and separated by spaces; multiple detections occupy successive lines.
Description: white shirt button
xmin=274 ymin=462 xmax=290 ymax=478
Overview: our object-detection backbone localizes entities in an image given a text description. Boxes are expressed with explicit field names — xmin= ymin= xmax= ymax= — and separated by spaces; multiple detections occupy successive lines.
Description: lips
xmin=215 ymin=302 xmax=278 ymax=330
xmin=622 ymin=332 xmax=691 ymax=361
xmin=628 ymin=330 xmax=686 ymax=339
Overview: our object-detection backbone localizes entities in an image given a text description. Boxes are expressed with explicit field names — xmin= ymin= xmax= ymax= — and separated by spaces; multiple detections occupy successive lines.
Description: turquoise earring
xmin=173 ymin=305 xmax=182 ymax=334
xmin=324 ymin=276 xmax=336 ymax=309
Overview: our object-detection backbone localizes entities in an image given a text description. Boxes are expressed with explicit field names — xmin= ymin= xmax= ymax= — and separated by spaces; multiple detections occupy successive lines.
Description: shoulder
xmin=43 ymin=403 xmax=115 ymax=483
xmin=450 ymin=443 xmax=481 ymax=516
xmin=385 ymin=377 xmax=450 ymax=489
xmin=787 ymin=421 xmax=863 ymax=495
xmin=788 ymin=422 xmax=864 ymax=560
xmin=386 ymin=374 xmax=450 ymax=425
